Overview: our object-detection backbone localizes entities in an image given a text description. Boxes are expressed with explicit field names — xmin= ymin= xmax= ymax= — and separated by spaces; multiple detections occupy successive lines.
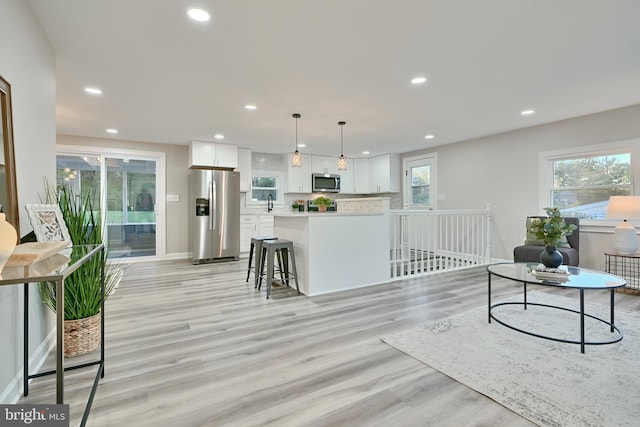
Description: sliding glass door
xmin=56 ymin=147 xmax=165 ymax=261
xmin=104 ymin=157 xmax=157 ymax=258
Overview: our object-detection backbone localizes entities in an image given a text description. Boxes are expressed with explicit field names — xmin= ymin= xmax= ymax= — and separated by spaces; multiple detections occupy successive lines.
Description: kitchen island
xmin=272 ymin=210 xmax=390 ymax=296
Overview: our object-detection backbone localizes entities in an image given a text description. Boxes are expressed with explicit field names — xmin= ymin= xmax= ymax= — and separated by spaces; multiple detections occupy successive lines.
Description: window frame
xmin=538 ymin=138 xmax=640 ymax=229
xmin=247 ymin=170 xmax=284 ymax=207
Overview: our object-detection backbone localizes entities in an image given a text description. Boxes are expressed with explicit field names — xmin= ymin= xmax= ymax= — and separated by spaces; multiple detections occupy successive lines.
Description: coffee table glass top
xmin=488 ymin=262 xmax=626 ymax=289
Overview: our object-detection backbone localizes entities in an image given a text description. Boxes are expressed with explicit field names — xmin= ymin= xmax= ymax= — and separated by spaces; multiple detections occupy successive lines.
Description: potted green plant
xmin=314 ymin=196 xmax=332 ymax=212
xmin=530 ymin=207 xmax=577 ymax=267
xmin=39 ymin=184 xmax=125 ymax=356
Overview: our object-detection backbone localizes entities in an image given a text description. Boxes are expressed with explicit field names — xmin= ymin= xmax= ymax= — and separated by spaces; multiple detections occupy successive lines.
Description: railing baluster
xmin=389 ymin=206 xmax=492 ymax=278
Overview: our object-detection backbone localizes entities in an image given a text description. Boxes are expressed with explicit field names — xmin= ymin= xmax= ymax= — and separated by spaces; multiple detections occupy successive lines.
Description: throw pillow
xmin=524 ymin=217 xmax=570 ymax=247
xmin=524 ymin=217 xmax=545 ymax=246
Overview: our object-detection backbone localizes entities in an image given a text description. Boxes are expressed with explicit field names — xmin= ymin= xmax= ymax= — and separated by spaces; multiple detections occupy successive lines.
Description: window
xmin=540 ymin=139 xmax=639 ymax=221
xmin=403 ymin=153 xmax=437 ymax=208
xmin=551 ymin=153 xmax=631 ymax=219
xmin=250 ymin=172 xmax=283 ymax=204
xmin=410 ymin=165 xmax=431 ymax=205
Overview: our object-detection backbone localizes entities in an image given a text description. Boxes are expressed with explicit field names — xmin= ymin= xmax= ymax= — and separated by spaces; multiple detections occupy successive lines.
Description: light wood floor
xmin=21 ymin=259 xmax=640 ymax=426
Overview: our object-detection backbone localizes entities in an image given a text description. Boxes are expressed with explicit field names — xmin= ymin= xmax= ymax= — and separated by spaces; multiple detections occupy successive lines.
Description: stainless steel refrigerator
xmin=189 ymin=169 xmax=240 ymax=263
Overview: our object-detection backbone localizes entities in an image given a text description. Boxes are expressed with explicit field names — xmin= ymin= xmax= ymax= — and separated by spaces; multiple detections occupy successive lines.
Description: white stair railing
xmin=390 ymin=205 xmax=491 ymax=278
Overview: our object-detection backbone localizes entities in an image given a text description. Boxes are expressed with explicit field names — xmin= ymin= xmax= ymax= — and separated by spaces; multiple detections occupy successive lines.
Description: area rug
xmin=382 ymin=292 xmax=640 ymax=427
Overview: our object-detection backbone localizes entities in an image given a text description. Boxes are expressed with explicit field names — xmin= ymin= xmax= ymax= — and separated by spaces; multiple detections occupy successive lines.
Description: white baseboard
xmin=0 ymin=328 xmax=56 ymax=404
xmin=164 ymin=252 xmax=190 ymax=260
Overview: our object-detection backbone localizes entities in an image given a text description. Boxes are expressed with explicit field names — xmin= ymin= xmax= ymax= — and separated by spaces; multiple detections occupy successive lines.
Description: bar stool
xmin=258 ymin=239 xmax=300 ymax=299
xmin=246 ymin=236 xmax=277 ymax=288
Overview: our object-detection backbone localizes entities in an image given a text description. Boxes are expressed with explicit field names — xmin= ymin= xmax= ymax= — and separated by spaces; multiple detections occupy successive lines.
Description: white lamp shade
xmin=607 ymin=196 xmax=640 ymax=255
xmin=606 ymin=196 xmax=640 ymax=220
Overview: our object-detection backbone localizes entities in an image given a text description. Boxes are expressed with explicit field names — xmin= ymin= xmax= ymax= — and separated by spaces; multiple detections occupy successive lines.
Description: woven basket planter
xmin=64 ymin=312 xmax=101 ymax=357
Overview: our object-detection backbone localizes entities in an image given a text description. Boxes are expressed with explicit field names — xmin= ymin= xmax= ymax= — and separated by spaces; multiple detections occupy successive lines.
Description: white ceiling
xmin=28 ymin=0 xmax=640 ymax=158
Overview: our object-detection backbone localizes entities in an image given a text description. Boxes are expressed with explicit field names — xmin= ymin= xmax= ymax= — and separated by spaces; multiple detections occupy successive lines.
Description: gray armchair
xmin=513 ymin=216 xmax=580 ymax=266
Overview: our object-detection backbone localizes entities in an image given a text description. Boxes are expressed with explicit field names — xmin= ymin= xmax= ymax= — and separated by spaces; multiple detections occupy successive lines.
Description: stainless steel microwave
xmin=312 ymin=173 xmax=341 ymax=193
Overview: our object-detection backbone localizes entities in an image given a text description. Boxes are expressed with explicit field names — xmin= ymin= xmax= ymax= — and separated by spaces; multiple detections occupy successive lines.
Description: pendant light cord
xmin=293 ymin=113 xmax=301 ymax=151
xmin=339 ymin=121 xmax=346 ymax=155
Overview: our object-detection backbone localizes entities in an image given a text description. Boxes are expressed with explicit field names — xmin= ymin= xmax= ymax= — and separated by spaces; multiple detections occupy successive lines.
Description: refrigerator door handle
xmin=210 ymin=179 xmax=217 ymax=230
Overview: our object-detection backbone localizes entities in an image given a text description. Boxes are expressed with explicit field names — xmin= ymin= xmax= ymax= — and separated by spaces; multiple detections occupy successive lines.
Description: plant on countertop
xmin=313 ymin=196 xmax=332 ymax=207
xmin=530 ymin=207 xmax=577 ymax=248
xmin=39 ymin=183 xmax=126 ymax=320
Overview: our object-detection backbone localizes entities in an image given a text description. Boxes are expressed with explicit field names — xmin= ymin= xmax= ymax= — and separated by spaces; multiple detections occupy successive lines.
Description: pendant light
xmin=337 ymin=121 xmax=347 ymax=171
xmin=291 ymin=113 xmax=302 ymax=167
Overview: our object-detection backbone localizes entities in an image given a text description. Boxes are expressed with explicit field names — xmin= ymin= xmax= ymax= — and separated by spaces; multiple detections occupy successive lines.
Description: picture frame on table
xmin=25 ymin=204 xmax=72 ymax=243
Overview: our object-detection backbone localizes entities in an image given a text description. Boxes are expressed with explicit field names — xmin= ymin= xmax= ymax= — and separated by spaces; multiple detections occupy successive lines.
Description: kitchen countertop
xmin=241 ymin=211 xmax=384 ymax=217
xmin=270 ymin=211 xmax=384 ymax=217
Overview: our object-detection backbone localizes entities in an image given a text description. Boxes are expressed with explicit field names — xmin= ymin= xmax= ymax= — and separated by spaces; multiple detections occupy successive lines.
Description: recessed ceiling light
xmin=106 ymin=128 xmax=118 ymax=134
xmin=84 ymin=87 xmax=102 ymax=95
xmin=244 ymin=105 xmax=257 ymax=110
xmin=187 ymin=8 xmax=210 ymax=22
xmin=297 ymin=143 xmax=306 ymax=148
xmin=521 ymin=109 xmax=535 ymax=116
xmin=425 ymin=134 xmax=435 ymax=139
xmin=214 ymin=134 xmax=224 ymax=140
xmin=411 ymin=76 xmax=427 ymax=85
xmin=362 ymin=150 xmax=370 ymax=155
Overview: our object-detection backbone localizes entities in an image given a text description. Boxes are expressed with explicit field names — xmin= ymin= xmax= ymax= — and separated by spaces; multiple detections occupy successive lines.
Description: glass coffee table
xmin=487 ymin=262 xmax=627 ymax=353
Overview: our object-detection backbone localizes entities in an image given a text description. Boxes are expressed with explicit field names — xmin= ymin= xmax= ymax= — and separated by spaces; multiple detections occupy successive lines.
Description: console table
xmin=487 ymin=262 xmax=626 ymax=353
xmin=0 ymin=244 xmax=105 ymax=427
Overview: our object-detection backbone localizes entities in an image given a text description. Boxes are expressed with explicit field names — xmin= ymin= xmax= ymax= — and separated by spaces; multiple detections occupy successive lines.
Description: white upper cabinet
xmin=312 ymin=155 xmax=340 ymax=175
xmin=369 ymin=154 xmax=400 ymax=193
xmin=188 ymin=140 xmax=238 ymax=168
xmin=285 ymin=153 xmax=312 ymax=193
xmin=353 ymin=158 xmax=370 ymax=194
xmin=237 ymin=148 xmax=252 ymax=192
xmin=337 ymin=158 xmax=355 ymax=193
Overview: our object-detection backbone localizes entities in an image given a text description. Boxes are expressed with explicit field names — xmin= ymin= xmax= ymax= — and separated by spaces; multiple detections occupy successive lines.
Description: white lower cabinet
xmin=240 ymin=215 xmax=257 ymax=252
xmin=240 ymin=215 xmax=275 ymax=252
xmin=259 ymin=215 xmax=275 ymax=238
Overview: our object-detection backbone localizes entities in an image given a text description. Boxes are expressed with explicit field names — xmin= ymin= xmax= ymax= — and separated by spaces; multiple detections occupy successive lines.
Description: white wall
xmin=402 ymin=103 xmax=640 ymax=270
xmin=0 ymin=0 xmax=57 ymax=403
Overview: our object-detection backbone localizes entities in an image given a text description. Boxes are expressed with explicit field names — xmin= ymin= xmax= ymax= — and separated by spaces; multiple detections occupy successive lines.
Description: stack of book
xmin=531 ymin=264 xmax=570 ymax=282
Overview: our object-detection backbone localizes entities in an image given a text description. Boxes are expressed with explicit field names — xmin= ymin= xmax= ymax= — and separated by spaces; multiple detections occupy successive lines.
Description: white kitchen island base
xmin=273 ymin=212 xmax=391 ymax=296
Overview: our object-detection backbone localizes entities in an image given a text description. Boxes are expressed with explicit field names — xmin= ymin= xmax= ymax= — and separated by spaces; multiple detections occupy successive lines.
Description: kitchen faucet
xmin=267 ymin=194 xmax=273 ymax=212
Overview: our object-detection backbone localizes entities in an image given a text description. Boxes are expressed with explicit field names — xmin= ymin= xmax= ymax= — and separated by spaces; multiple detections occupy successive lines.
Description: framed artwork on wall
xmin=25 ymin=204 xmax=71 ymax=243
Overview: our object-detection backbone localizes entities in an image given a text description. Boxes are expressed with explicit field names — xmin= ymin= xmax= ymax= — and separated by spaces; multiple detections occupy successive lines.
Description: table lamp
xmin=606 ymin=196 xmax=640 ymax=255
